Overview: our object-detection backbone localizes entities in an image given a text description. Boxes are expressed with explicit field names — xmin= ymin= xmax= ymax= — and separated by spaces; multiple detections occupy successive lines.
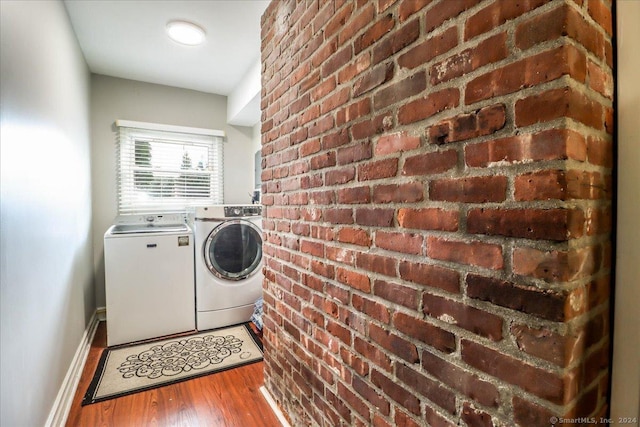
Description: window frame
xmin=115 ymin=120 xmax=225 ymax=214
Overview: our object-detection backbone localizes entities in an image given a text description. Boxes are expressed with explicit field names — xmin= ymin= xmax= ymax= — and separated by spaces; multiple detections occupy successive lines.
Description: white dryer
xmin=194 ymin=205 xmax=263 ymax=330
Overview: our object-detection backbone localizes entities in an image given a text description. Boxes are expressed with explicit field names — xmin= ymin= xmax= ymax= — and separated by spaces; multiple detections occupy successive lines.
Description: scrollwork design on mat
xmin=118 ymin=334 xmax=243 ymax=380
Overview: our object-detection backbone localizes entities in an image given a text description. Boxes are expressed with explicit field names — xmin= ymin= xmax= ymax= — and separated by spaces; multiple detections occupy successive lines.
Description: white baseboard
xmin=259 ymin=386 xmax=291 ymax=427
xmin=45 ymin=311 xmax=100 ymax=427
xmin=96 ymin=306 xmax=106 ymax=321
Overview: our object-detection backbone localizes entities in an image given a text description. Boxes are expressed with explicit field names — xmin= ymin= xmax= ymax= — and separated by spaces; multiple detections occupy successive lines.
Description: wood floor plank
xmin=66 ymin=322 xmax=282 ymax=427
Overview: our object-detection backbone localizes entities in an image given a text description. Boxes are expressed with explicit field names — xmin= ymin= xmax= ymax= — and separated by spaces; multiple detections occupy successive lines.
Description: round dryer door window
xmin=204 ymin=219 xmax=262 ymax=280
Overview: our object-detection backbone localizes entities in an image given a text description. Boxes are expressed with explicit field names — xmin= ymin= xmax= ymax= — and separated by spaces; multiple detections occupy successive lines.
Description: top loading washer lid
xmin=109 ymin=223 xmax=189 ymax=234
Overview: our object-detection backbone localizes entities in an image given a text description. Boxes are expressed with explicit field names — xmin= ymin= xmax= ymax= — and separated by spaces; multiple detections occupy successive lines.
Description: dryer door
xmin=204 ymin=219 xmax=262 ymax=280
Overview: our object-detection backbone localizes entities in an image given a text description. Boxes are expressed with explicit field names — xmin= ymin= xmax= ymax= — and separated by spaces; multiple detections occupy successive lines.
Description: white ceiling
xmin=64 ymin=0 xmax=269 ymax=123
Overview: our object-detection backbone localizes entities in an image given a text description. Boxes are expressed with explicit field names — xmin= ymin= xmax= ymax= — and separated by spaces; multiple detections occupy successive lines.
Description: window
xmin=116 ymin=120 xmax=224 ymax=214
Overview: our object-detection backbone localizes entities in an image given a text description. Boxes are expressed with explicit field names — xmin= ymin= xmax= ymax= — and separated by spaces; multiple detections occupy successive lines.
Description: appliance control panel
xmin=224 ymin=205 xmax=262 ymax=217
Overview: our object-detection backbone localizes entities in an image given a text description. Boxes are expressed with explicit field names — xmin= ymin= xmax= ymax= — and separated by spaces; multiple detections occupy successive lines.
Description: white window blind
xmin=116 ymin=121 xmax=224 ymax=214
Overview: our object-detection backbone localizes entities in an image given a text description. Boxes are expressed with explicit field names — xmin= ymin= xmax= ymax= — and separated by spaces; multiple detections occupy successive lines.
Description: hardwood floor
xmin=66 ymin=321 xmax=283 ymax=427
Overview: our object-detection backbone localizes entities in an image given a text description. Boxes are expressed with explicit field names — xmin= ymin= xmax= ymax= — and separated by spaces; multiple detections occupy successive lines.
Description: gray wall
xmin=611 ymin=0 xmax=640 ymax=422
xmin=90 ymin=74 xmax=257 ymax=307
xmin=0 ymin=1 xmax=94 ymax=425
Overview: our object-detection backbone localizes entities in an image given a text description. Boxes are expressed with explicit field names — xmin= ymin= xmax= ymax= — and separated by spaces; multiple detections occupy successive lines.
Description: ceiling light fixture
xmin=166 ymin=20 xmax=206 ymax=46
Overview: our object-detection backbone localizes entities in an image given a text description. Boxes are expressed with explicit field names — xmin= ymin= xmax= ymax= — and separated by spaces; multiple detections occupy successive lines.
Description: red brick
xmin=402 ymin=149 xmax=457 ymax=176
xmin=427 ymin=237 xmax=503 ymax=270
xmin=340 ymin=347 xmax=369 ymax=377
xmin=375 ymin=131 xmax=421 ymax=155
xmin=351 ymin=112 xmax=392 ymax=140
xmin=312 ymin=77 xmax=337 ymax=103
xmin=337 ymin=227 xmax=371 ymax=246
xmin=369 ymin=324 xmax=418 ymax=363
xmin=464 ymin=0 xmax=548 ymax=41
xmin=430 ymin=176 xmax=507 ymax=203
xmin=309 ymin=189 xmax=335 ymax=205
xmin=374 ymin=70 xmax=426 ymax=110
xmin=514 ymin=170 xmax=566 ymax=201
xmin=339 ymin=3 xmax=375 ymax=45
xmin=399 ymin=261 xmax=460 ymax=294
xmin=310 ymin=151 xmax=336 ymax=170
xmin=320 ymin=86 xmax=350 ymax=115
xmin=395 ymin=364 xmax=456 ymax=414
xmin=466 ymin=208 xmax=580 ymax=241
xmin=461 ymin=339 xmax=568 ymax=404
xmin=465 ymin=45 xmax=586 ymax=105
xmin=422 ymin=293 xmax=503 ymax=341
xmin=354 ymin=337 xmax=392 ymax=373
xmin=513 ymin=396 xmax=558 ymax=427
xmin=337 ymin=141 xmax=372 ymax=165
xmin=511 ymin=323 xmax=584 ymax=367
xmin=371 ymin=369 xmax=421 ymax=415
xmin=322 ymin=391 xmax=349 ymax=425
xmin=299 ymin=69 xmax=321 ymax=96
xmin=353 ymin=294 xmax=390 ymax=324
xmin=325 ymin=246 xmax=355 ymax=266
xmin=321 ymin=44 xmax=353 ymax=78
xmin=355 ymin=208 xmax=395 ymax=227
xmin=353 ymin=61 xmax=394 ymax=97
xmin=352 ymin=376 xmax=390 ymax=416
xmin=398 ymin=0 xmax=432 ymax=22
xmin=586 ymin=206 xmax=612 ymax=236
xmin=356 ymin=252 xmax=397 ymax=277
xmin=425 ymin=0 xmax=480 ymax=33
xmin=398 ymin=87 xmax=460 ymax=125
xmin=431 ymin=32 xmax=507 ymax=85
xmin=465 ymin=129 xmax=586 ymax=167
xmin=309 ymin=115 xmax=335 ymax=137
xmin=299 ymin=138 xmax=321 ymax=158
xmin=336 ymin=267 xmax=371 ymax=292
xmin=337 ymin=381 xmax=371 ymax=421
xmin=354 ymin=13 xmax=395 ymax=54
xmin=461 ymin=403 xmax=493 ymax=427
xmin=337 ymin=186 xmax=371 ymax=204
xmin=394 ymin=410 xmax=422 ymax=427
xmin=588 ymin=0 xmax=613 ymax=36
xmin=393 ymin=312 xmax=456 ymax=353
xmin=422 ymin=351 xmax=499 ymax=408
xmin=373 ymin=17 xmax=421 ymax=64
xmin=300 ymin=239 xmax=324 ymax=257
xmin=327 ymin=319 xmax=351 ymax=345
xmin=339 ymin=51 xmax=372 ymax=84
xmin=466 ymin=274 xmax=568 ymax=321
xmin=374 ymin=230 xmax=422 ymax=255
xmin=373 ymin=182 xmax=424 ymax=203
xmin=513 ymin=246 xmax=598 ymax=284
xmin=325 ymin=2 xmax=354 ymax=40
xmin=324 ymin=208 xmax=354 ymax=224
xmin=566 ymin=169 xmax=609 ymax=200
xmin=588 ymin=59 xmax=613 ymax=99
xmin=515 ymin=87 xmax=604 ymax=130
xmin=516 ymin=3 xmax=605 ymax=55
xmin=397 ymin=207 xmax=459 ymax=232
xmin=583 ymin=341 xmax=609 ymax=388
xmin=326 ymin=166 xmax=356 ymax=185
xmin=428 ymin=104 xmax=507 ymax=144
xmin=398 ymin=26 xmax=458 ymax=70
xmin=337 ymin=98 xmax=372 ymax=126
xmin=322 ymin=128 xmax=350 ymax=150
xmin=300 ymin=173 xmax=324 ymax=189
xmin=373 ymin=279 xmax=419 ymax=310
xmin=358 ymin=158 xmax=399 ymax=181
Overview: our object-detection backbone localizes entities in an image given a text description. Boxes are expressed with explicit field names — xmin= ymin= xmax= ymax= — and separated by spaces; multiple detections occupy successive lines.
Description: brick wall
xmin=260 ymin=0 xmax=614 ymax=425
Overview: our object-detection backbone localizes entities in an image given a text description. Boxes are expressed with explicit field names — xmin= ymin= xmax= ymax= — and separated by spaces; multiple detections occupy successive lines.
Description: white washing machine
xmin=194 ymin=205 xmax=263 ymax=330
xmin=104 ymin=213 xmax=195 ymax=347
